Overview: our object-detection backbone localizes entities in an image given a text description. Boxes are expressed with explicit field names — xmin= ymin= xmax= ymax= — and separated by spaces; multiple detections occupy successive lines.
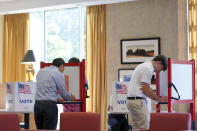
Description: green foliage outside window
xmin=30 ymin=7 xmax=86 ymax=63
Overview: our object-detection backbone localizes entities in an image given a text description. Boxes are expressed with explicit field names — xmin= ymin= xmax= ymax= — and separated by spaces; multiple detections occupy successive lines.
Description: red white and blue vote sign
xmin=18 ymin=83 xmax=33 ymax=104
xmin=110 ymin=82 xmax=129 ymax=113
xmin=6 ymin=82 xmax=36 ymax=112
xmin=6 ymin=83 xmax=14 ymax=104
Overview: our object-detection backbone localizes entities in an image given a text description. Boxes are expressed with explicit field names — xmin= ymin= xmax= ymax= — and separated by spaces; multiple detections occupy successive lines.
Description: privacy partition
xmin=156 ymin=58 xmax=195 ymax=130
xmin=40 ymin=59 xmax=86 ymax=112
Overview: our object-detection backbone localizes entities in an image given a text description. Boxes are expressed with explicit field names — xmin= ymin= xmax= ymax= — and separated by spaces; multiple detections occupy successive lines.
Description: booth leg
xmin=24 ymin=113 xmax=30 ymax=129
xmin=192 ymin=121 xmax=196 ymax=130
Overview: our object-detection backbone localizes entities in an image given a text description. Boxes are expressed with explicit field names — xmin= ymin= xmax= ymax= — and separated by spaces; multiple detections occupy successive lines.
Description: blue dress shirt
xmin=35 ymin=65 xmax=70 ymax=102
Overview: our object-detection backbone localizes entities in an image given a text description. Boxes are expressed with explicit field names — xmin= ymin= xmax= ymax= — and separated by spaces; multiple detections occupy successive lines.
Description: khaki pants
xmin=127 ymin=99 xmax=150 ymax=130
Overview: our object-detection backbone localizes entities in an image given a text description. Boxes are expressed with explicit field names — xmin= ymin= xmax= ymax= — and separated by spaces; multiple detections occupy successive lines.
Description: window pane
xmin=30 ymin=11 xmax=45 ymax=80
xmin=30 ymin=11 xmax=44 ymax=61
xmin=30 ymin=7 xmax=86 ymax=63
xmin=80 ymin=7 xmax=86 ymax=60
xmin=45 ymin=8 xmax=81 ymax=62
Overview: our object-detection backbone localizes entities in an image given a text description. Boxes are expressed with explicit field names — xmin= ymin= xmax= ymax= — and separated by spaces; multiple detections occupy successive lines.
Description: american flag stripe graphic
xmin=116 ymin=83 xmax=128 ymax=94
xmin=18 ymin=83 xmax=32 ymax=94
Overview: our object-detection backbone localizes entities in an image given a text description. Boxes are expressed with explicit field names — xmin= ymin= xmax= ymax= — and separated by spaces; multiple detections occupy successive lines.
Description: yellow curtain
xmin=188 ymin=0 xmax=197 ymax=128
xmin=86 ymin=5 xmax=107 ymax=130
xmin=3 ymin=13 xmax=30 ymax=82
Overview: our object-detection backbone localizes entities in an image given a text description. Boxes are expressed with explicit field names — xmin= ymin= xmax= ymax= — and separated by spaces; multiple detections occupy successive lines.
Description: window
xmin=30 ymin=7 xmax=86 ymax=63
xmin=30 ymin=7 xmax=86 ymax=80
xmin=29 ymin=7 xmax=86 ymax=128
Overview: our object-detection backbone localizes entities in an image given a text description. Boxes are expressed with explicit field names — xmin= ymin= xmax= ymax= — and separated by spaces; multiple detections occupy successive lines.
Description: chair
xmin=134 ymin=112 xmax=191 ymax=131
xmin=59 ymin=112 xmax=100 ymax=131
xmin=0 ymin=113 xmax=20 ymax=131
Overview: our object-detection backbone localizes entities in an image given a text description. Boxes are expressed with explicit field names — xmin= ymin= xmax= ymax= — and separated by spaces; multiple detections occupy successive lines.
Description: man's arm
xmin=141 ymin=82 xmax=167 ymax=102
xmin=53 ymin=73 xmax=70 ymax=101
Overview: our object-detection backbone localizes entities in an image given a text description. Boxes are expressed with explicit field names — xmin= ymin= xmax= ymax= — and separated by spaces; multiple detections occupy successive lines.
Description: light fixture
xmin=21 ymin=50 xmax=36 ymax=81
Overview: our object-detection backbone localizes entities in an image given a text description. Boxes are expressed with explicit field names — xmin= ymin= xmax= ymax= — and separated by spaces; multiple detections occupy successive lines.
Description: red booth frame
xmin=156 ymin=58 xmax=195 ymax=130
xmin=40 ymin=60 xmax=86 ymax=112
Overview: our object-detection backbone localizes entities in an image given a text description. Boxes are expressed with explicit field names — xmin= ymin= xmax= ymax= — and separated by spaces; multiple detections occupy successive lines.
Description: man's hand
xmin=57 ymin=99 xmax=64 ymax=102
xmin=158 ymin=96 xmax=168 ymax=102
xmin=70 ymin=94 xmax=75 ymax=101
xmin=141 ymin=82 xmax=167 ymax=102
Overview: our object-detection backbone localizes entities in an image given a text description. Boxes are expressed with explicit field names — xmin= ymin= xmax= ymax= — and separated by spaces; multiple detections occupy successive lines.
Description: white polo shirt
xmin=127 ymin=59 xmax=154 ymax=99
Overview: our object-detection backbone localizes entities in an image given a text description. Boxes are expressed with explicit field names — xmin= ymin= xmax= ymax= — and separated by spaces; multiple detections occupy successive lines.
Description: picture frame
xmin=118 ymin=68 xmax=134 ymax=82
xmin=118 ymin=68 xmax=156 ymax=91
xmin=120 ymin=37 xmax=160 ymax=64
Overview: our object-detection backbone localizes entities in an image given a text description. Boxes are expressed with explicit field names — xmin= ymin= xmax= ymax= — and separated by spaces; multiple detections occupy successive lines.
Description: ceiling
xmin=0 ymin=0 xmax=136 ymax=15
xmin=0 ymin=0 xmax=15 ymax=1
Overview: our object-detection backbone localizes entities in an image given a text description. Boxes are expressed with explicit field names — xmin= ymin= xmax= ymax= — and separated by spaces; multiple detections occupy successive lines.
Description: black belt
xmin=127 ymin=97 xmax=145 ymax=100
xmin=35 ymin=100 xmax=57 ymax=104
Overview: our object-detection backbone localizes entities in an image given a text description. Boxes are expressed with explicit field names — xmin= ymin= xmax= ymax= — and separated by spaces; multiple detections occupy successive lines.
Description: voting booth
xmin=6 ymin=82 xmax=36 ymax=112
xmin=157 ymin=58 xmax=195 ymax=130
xmin=40 ymin=59 xmax=86 ymax=112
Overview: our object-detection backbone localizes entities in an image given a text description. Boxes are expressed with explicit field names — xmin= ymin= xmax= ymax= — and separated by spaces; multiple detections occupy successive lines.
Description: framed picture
xmin=118 ymin=68 xmax=157 ymax=91
xmin=120 ymin=37 xmax=160 ymax=64
xmin=118 ymin=68 xmax=134 ymax=82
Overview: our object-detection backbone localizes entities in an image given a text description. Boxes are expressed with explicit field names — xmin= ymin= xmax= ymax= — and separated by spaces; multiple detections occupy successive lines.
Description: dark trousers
xmin=34 ymin=101 xmax=58 ymax=130
xmin=108 ymin=114 xmax=128 ymax=131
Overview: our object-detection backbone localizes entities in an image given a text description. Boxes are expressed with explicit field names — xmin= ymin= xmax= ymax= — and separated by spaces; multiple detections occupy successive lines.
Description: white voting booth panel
xmin=57 ymin=66 xmax=80 ymax=100
xmin=158 ymin=59 xmax=195 ymax=130
xmin=110 ymin=82 xmax=129 ymax=113
xmin=63 ymin=66 xmax=80 ymax=99
xmin=159 ymin=70 xmax=168 ymax=96
xmin=6 ymin=82 xmax=36 ymax=112
xmin=40 ymin=60 xmax=86 ymax=112
xmin=159 ymin=63 xmax=193 ymax=100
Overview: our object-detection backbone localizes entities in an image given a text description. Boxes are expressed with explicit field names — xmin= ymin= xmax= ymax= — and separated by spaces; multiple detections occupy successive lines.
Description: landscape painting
xmin=121 ymin=38 xmax=160 ymax=64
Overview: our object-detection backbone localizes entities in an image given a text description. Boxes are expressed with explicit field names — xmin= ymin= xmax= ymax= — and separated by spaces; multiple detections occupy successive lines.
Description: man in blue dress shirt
xmin=34 ymin=58 xmax=73 ymax=130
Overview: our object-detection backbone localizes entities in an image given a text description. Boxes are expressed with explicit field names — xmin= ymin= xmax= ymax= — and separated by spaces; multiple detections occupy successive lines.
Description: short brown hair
xmin=153 ymin=55 xmax=168 ymax=71
xmin=52 ymin=58 xmax=65 ymax=67
xmin=68 ymin=57 xmax=80 ymax=63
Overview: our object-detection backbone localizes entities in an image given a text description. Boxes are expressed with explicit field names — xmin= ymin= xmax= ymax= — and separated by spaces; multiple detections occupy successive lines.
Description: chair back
xmin=150 ymin=113 xmax=191 ymax=131
xmin=60 ymin=112 xmax=100 ymax=131
xmin=0 ymin=113 xmax=20 ymax=131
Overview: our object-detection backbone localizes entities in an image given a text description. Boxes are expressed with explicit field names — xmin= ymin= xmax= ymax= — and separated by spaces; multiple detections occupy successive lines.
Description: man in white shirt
xmin=127 ymin=55 xmax=168 ymax=130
